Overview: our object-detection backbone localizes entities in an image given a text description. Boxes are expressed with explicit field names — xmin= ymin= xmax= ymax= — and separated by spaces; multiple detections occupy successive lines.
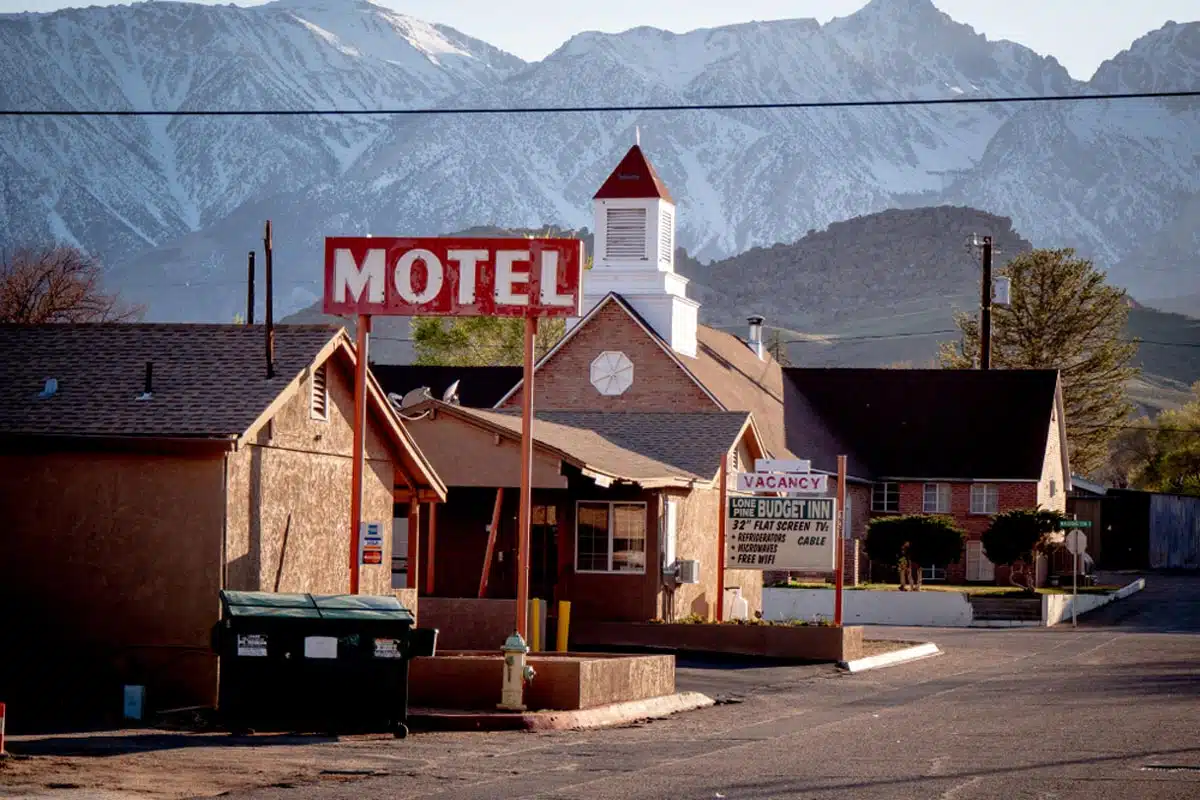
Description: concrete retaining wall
xmin=1041 ymin=578 xmax=1146 ymax=626
xmin=764 ymin=588 xmax=973 ymax=627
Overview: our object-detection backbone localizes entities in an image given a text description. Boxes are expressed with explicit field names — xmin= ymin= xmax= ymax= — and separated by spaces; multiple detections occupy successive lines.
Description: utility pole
xmin=980 ymin=235 xmax=993 ymax=371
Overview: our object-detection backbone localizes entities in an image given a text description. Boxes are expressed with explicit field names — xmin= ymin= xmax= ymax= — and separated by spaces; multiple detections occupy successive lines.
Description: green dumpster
xmin=213 ymin=591 xmax=437 ymax=737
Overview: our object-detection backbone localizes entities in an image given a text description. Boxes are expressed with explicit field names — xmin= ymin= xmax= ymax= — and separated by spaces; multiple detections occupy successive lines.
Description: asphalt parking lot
xmin=3 ymin=573 xmax=1197 ymax=800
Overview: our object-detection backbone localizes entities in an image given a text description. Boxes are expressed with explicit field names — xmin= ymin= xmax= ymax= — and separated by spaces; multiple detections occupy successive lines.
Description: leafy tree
xmin=411 ymin=232 xmax=587 ymax=366
xmin=1132 ymin=382 xmax=1200 ymax=496
xmin=938 ymin=248 xmax=1138 ymax=475
xmin=981 ymin=508 xmax=1064 ymax=591
xmin=412 ymin=316 xmax=566 ymax=366
xmin=865 ymin=515 xmax=966 ymax=591
xmin=1 ymin=246 xmax=142 ymax=323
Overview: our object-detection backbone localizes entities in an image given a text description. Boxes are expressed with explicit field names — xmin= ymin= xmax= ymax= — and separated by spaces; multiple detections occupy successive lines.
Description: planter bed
xmin=572 ymin=621 xmax=864 ymax=663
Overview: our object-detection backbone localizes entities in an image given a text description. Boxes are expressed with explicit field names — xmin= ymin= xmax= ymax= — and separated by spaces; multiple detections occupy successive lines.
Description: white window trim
xmin=871 ymin=481 xmax=900 ymax=513
xmin=310 ymin=364 xmax=330 ymax=422
xmin=970 ymin=483 xmax=999 ymax=515
xmin=575 ymin=500 xmax=648 ymax=575
xmin=923 ymin=483 xmax=951 ymax=514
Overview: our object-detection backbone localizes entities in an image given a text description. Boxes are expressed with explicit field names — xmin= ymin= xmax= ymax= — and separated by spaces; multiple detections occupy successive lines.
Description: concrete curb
xmin=1113 ymin=577 xmax=1146 ymax=600
xmin=409 ymin=691 xmax=715 ymax=733
xmin=839 ymin=642 xmax=940 ymax=673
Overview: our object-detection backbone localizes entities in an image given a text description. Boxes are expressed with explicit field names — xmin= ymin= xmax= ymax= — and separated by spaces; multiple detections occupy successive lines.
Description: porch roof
xmin=419 ymin=401 xmax=754 ymax=489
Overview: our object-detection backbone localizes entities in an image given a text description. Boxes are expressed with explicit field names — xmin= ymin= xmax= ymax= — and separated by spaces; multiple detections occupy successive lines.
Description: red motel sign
xmin=323 ymin=236 xmax=585 ymax=317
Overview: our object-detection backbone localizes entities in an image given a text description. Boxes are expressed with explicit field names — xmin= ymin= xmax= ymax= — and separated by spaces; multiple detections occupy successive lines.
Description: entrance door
xmin=530 ymin=504 xmax=559 ymax=603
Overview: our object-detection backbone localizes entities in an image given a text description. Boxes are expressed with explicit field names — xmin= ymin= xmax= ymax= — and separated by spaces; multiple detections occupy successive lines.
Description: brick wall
xmin=872 ymin=480 xmax=1039 ymax=584
xmin=503 ymin=302 xmax=716 ymax=411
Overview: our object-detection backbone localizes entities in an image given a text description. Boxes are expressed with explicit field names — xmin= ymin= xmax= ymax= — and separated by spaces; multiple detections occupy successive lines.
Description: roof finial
xmin=635 ymin=126 xmax=640 ymax=146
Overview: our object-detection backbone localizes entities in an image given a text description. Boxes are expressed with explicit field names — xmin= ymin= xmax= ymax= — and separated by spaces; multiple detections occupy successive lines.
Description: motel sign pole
xmin=515 ymin=316 xmax=537 ymax=639
xmin=834 ymin=455 xmax=847 ymax=627
xmin=348 ymin=314 xmax=371 ymax=594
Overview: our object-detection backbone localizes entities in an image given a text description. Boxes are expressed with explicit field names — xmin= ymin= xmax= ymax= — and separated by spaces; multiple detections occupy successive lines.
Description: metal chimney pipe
xmin=246 ymin=251 xmax=255 ymax=326
xmin=264 ymin=220 xmax=275 ymax=379
xmin=747 ymin=315 xmax=765 ymax=360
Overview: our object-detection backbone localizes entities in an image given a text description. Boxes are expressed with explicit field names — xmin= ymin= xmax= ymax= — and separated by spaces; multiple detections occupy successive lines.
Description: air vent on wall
xmin=311 ymin=363 xmax=329 ymax=420
xmin=605 ymin=207 xmax=647 ymax=260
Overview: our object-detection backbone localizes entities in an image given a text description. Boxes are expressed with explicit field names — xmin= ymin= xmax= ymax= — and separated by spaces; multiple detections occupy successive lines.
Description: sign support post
xmin=834 ymin=455 xmax=847 ymax=627
xmin=349 ymin=314 xmax=371 ymax=595
xmin=1072 ymin=515 xmax=1079 ymax=628
xmin=717 ymin=452 xmax=728 ymax=622
xmin=515 ymin=316 xmax=537 ymax=639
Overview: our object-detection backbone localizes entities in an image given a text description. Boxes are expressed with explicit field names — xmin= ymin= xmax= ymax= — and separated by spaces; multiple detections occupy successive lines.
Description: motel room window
xmin=970 ymin=483 xmax=1000 ymax=515
xmin=871 ymin=482 xmax=899 ymax=513
xmin=311 ymin=364 xmax=329 ymax=421
xmin=923 ymin=483 xmax=951 ymax=514
xmin=576 ymin=501 xmax=647 ymax=574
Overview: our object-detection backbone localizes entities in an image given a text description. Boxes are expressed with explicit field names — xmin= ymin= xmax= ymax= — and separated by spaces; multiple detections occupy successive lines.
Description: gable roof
xmin=493 ymin=293 xmax=793 ymax=458
xmin=593 ymin=145 xmax=675 ymax=203
xmin=424 ymin=401 xmax=755 ymax=488
xmin=782 ymin=368 xmax=1064 ymax=481
xmin=372 ymin=364 xmax=521 ymax=408
xmin=0 ymin=323 xmax=446 ymax=498
xmin=0 ymin=323 xmax=339 ymax=440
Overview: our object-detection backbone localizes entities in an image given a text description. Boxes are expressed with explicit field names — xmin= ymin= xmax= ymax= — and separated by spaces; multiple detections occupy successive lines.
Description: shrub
xmin=866 ymin=515 xmax=967 ymax=590
xmin=982 ymin=508 xmax=1064 ymax=590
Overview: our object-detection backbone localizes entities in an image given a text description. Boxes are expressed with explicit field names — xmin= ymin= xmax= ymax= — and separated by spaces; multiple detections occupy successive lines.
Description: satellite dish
xmin=394 ymin=387 xmax=433 ymax=409
xmin=442 ymin=379 xmax=461 ymax=405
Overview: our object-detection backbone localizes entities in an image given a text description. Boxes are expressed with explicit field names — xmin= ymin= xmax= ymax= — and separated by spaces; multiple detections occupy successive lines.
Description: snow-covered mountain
xmin=0 ymin=0 xmax=1196 ymax=321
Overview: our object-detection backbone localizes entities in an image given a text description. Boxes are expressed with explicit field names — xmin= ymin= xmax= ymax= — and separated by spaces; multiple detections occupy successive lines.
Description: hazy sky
xmin=2 ymin=0 xmax=1196 ymax=80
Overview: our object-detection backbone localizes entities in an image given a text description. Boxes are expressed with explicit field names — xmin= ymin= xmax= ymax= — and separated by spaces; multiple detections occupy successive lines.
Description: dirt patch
xmin=0 ymin=731 xmax=411 ymax=799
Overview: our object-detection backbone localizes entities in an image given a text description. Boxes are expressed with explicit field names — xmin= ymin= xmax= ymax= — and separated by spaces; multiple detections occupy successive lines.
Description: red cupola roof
xmin=593 ymin=145 xmax=674 ymax=203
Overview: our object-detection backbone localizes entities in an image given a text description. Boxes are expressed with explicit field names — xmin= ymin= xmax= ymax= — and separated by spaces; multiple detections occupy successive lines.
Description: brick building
xmin=0 ymin=324 xmax=444 ymax=726
xmin=783 ymin=368 xmax=1070 ymax=584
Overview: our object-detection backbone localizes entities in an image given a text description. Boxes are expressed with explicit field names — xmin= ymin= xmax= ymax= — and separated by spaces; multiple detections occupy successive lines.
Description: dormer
xmin=593 ymin=145 xmax=676 ymax=272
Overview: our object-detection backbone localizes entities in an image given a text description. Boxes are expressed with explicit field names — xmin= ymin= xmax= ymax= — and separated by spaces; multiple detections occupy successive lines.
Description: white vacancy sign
xmin=755 ymin=458 xmax=811 ymax=474
xmin=736 ymin=472 xmax=828 ymax=494
xmin=725 ymin=497 xmax=838 ymax=571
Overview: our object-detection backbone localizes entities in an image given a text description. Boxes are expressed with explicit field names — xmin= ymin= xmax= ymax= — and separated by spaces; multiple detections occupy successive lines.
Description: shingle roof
xmin=372 ymin=364 xmax=521 ymax=409
xmin=0 ymin=324 xmax=339 ymax=439
xmin=457 ymin=406 xmax=751 ymax=485
xmin=782 ymin=368 xmax=1061 ymax=480
xmin=593 ymin=145 xmax=675 ymax=203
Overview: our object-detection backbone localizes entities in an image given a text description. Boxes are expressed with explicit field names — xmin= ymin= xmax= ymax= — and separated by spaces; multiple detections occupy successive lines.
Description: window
xmin=1049 ymin=479 xmax=1057 ymax=498
xmin=872 ymin=482 xmax=899 ymax=512
xmin=921 ymin=565 xmax=947 ymax=582
xmin=970 ymin=484 xmax=999 ymax=515
xmin=576 ymin=501 xmax=647 ymax=574
xmin=923 ymin=483 xmax=951 ymax=514
xmin=965 ymin=541 xmax=996 ymax=582
xmin=604 ymin=207 xmax=648 ymax=260
xmin=311 ymin=364 xmax=329 ymax=421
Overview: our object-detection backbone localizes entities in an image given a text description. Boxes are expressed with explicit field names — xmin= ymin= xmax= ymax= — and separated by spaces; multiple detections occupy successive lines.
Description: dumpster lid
xmin=219 ymin=590 xmax=415 ymax=622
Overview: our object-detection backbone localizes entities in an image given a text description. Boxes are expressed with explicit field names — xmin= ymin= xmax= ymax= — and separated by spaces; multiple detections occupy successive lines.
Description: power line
xmin=4 ymin=90 xmax=1198 ymax=118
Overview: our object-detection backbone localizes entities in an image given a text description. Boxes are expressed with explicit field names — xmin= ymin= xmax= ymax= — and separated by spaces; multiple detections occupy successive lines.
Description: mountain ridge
xmin=0 ymin=0 xmax=1195 ymax=322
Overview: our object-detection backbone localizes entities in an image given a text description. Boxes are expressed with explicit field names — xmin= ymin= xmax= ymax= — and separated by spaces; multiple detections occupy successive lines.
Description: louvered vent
xmin=311 ymin=364 xmax=329 ymax=420
xmin=659 ymin=207 xmax=674 ymax=262
xmin=605 ymin=207 xmax=648 ymax=260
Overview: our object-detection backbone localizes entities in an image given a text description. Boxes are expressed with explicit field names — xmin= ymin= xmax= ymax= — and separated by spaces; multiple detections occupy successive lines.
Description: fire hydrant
xmin=498 ymin=632 xmax=535 ymax=711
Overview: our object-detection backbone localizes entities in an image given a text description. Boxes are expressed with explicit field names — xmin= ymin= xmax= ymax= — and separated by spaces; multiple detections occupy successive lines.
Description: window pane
xmin=939 ymin=484 xmax=951 ymax=513
xmin=924 ymin=483 xmax=948 ymax=513
xmin=576 ymin=503 xmax=610 ymax=572
xmin=611 ymin=503 xmax=646 ymax=573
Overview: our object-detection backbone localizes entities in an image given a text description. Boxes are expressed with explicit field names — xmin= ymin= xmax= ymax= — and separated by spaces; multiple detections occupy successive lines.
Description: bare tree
xmin=0 ymin=246 xmax=142 ymax=324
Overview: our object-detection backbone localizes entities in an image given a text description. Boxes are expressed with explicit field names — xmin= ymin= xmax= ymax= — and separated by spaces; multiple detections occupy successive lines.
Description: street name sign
xmin=1060 ymin=520 xmax=1092 ymax=529
xmin=736 ymin=471 xmax=828 ymax=494
xmin=323 ymin=236 xmax=585 ymax=317
xmin=724 ymin=497 xmax=837 ymax=571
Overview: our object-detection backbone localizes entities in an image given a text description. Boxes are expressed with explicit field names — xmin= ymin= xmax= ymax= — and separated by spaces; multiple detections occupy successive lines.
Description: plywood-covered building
xmin=0 ymin=323 xmax=444 ymax=728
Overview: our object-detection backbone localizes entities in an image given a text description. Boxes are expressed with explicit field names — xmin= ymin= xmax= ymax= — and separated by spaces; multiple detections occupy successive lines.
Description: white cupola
xmin=579 ymin=142 xmax=699 ymax=358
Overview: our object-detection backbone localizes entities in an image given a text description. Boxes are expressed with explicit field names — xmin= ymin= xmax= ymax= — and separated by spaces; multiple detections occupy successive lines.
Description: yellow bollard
xmin=556 ymin=600 xmax=571 ymax=652
xmin=530 ymin=598 xmax=543 ymax=652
